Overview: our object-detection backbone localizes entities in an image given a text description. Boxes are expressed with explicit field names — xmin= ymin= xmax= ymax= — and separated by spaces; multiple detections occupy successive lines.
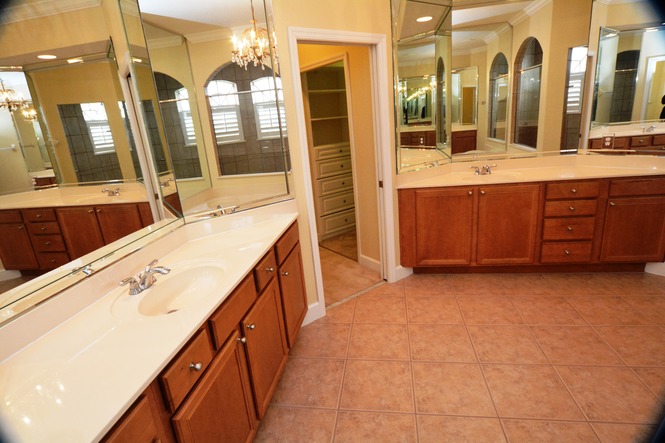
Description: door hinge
xmin=378 ymin=180 xmax=383 ymax=188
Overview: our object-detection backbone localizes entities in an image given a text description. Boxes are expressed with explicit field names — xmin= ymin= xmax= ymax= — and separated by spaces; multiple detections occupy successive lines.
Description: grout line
xmin=325 ymin=280 xmax=386 ymax=310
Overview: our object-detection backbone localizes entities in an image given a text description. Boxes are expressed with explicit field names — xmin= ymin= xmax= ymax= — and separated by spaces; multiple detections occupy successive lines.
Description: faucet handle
xmin=120 ymin=276 xmax=141 ymax=295
xmin=145 ymin=258 xmax=159 ymax=272
xmin=470 ymin=166 xmax=480 ymax=175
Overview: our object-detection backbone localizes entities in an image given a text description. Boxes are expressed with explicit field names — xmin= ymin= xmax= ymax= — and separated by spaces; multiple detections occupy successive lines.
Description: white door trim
xmin=287 ymin=27 xmax=397 ymax=324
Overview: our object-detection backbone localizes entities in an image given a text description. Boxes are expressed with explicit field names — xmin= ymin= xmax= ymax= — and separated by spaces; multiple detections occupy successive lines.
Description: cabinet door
xmin=172 ymin=330 xmax=256 ymax=443
xmin=56 ymin=207 xmax=105 ymax=259
xmin=103 ymin=393 xmax=163 ymax=443
xmin=95 ymin=204 xmax=145 ymax=244
xmin=600 ymin=196 xmax=665 ymax=262
xmin=0 ymin=223 xmax=38 ymax=270
xmin=413 ymin=187 xmax=476 ymax=266
xmin=242 ymin=279 xmax=288 ymax=419
xmin=278 ymin=244 xmax=308 ymax=348
xmin=476 ymin=184 xmax=540 ymax=265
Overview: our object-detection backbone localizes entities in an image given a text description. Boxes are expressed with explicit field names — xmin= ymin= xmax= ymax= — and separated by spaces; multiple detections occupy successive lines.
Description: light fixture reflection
xmin=231 ymin=0 xmax=277 ymax=70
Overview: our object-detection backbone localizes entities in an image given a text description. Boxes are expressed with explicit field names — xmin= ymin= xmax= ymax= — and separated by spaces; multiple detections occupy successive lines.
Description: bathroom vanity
xmin=398 ymin=156 xmax=665 ymax=271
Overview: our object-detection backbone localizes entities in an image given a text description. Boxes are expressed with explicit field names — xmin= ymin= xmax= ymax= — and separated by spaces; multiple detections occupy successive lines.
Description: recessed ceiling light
xmin=416 ymin=16 xmax=433 ymax=23
xmin=37 ymin=54 xmax=57 ymax=60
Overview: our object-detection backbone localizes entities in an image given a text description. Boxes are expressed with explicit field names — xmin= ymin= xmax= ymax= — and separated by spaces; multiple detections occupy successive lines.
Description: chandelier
xmin=0 ymin=80 xmax=27 ymax=113
xmin=21 ymin=104 xmax=38 ymax=122
xmin=231 ymin=0 xmax=277 ymax=70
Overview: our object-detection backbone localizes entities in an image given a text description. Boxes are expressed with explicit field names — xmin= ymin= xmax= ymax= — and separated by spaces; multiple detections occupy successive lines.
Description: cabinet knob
xmin=88 ymin=209 xmax=94 ymax=213
xmin=50 ymin=259 xmax=56 ymax=263
xmin=96 ymin=209 xmax=101 ymax=213
xmin=238 ymin=337 xmax=247 ymax=344
xmin=564 ymin=249 xmax=571 ymax=255
xmin=40 ymin=226 xmax=46 ymax=231
xmin=282 ymin=271 xmax=289 ymax=276
xmin=609 ymin=201 xmax=616 ymax=206
xmin=36 ymin=214 xmax=42 ymax=218
xmin=480 ymin=190 xmax=486 ymax=195
xmin=571 ymin=188 xmax=577 ymax=194
xmin=468 ymin=190 xmax=473 ymax=195
xmin=44 ymin=241 xmax=51 ymax=245
xmin=266 ymin=267 xmax=274 ymax=273
xmin=246 ymin=323 xmax=256 ymax=330
xmin=189 ymin=362 xmax=203 ymax=372
xmin=569 ymin=206 xmax=575 ymax=211
xmin=567 ymin=226 xmax=574 ymax=231
xmin=342 ymin=182 xmax=345 ymax=185
xmin=17 ymin=225 xmax=24 ymax=230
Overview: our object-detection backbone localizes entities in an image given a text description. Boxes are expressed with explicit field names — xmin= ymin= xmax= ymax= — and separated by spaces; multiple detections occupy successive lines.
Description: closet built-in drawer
xmin=31 ymin=234 xmax=66 ymax=252
xmin=317 ymin=157 xmax=352 ymax=178
xmin=320 ymin=208 xmax=355 ymax=235
xmin=317 ymin=173 xmax=353 ymax=197
xmin=609 ymin=177 xmax=665 ymax=197
xmin=22 ymin=208 xmax=56 ymax=222
xmin=544 ymin=200 xmax=597 ymax=217
xmin=160 ymin=328 xmax=214 ymax=413
xmin=545 ymin=181 xmax=600 ymax=199
xmin=36 ymin=252 xmax=70 ymax=269
xmin=27 ymin=221 xmax=61 ymax=235
xmin=318 ymin=191 xmax=354 ymax=216
xmin=313 ymin=143 xmax=350 ymax=161
xmin=209 ymin=274 xmax=257 ymax=350
xmin=542 ymin=217 xmax=595 ymax=241
xmin=540 ymin=242 xmax=593 ymax=263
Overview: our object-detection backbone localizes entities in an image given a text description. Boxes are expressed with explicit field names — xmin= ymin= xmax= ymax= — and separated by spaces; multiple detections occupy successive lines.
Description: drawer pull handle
xmin=266 ymin=267 xmax=274 ymax=273
xmin=609 ymin=201 xmax=616 ymax=206
xmin=569 ymin=206 xmax=575 ymax=211
xmin=36 ymin=214 xmax=42 ymax=218
xmin=50 ymin=259 xmax=56 ymax=263
xmin=567 ymin=226 xmax=573 ymax=231
xmin=88 ymin=209 xmax=94 ymax=213
xmin=571 ymin=188 xmax=577 ymax=193
xmin=17 ymin=225 xmax=24 ymax=230
xmin=564 ymin=249 xmax=571 ymax=255
xmin=247 ymin=323 xmax=256 ymax=330
xmin=282 ymin=271 xmax=289 ymax=276
xmin=189 ymin=362 xmax=203 ymax=372
xmin=238 ymin=337 xmax=247 ymax=344
xmin=44 ymin=241 xmax=51 ymax=245
xmin=342 ymin=182 xmax=345 ymax=185
xmin=40 ymin=226 xmax=46 ymax=231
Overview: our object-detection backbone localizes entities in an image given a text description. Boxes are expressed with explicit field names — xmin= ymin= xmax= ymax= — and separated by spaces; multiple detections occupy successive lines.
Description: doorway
xmin=298 ymin=44 xmax=383 ymax=307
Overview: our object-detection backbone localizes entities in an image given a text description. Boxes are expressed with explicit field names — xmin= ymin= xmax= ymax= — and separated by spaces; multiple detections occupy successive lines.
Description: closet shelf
xmin=310 ymin=115 xmax=348 ymax=122
xmin=307 ymin=89 xmax=346 ymax=94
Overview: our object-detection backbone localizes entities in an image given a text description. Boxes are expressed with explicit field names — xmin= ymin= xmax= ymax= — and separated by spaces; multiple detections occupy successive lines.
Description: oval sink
xmin=111 ymin=262 xmax=225 ymax=318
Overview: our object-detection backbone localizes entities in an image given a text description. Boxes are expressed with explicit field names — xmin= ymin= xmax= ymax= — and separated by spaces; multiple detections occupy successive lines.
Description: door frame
xmin=287 ymin=27 xmax=397 ymax=322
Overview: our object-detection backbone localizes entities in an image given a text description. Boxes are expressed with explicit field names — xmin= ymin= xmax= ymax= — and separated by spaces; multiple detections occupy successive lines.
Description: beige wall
xmin=298 ymin=44 xmax=381 ymax=266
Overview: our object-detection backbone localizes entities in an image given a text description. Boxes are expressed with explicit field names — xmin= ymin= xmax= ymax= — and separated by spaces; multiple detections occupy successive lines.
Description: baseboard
xmin=302 ymin=299 xmax=326 ymax=326
xmin=358 ymin=254 xmax=381 ymax=273
xmin=0 ymin=270 xmax=21 ymax=282
xmin=390 ymin=265 xmax=413 ymax=283
xmin=645 ymin=262 xmax=665 ymax=277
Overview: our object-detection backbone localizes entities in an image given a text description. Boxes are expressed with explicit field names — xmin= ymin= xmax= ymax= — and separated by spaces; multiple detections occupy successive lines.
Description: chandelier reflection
xmin=231 ymin=0 xmax=277 ymax=70
xmin=21 ymin=104 xmax=38 ymax=122
xmin=0 ymin=80 xmax=27 ymax=113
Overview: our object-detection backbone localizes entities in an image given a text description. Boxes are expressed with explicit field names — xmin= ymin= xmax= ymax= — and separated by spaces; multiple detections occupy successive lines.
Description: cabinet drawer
xmin=36 ymin=252 xmax=70 ymax=269
xmin=102 ymin=395 xmax=158 ymax=443
xmin=544 ymin=200 xmax=597 ymax=217
xmin=545 ymin=181 xmax=600 ymax=199
xmin=160 ymin=328 xmax=214 ymax=413
xmin=542 ymin=217 xmax=595 ymax=241
xmin=317 ymin=173 xmax=353 ymax=197
xmin=209 ymin=274 xmax=257 ymax=350
xmin=27 ymin=221 xmax=61 ymax=235
xmin=22 ymin=208 xmax=56 ymax=222
xmin=317 ymin=157 xmax=352 ymax=178
xmin=31 ymin=234 xmax=66 ymax=252
xmin=0 ymin=210 xmax=22 ymax=223
xmin=630 ymin=135 xmax=652 ymax=147
xmin=653 ymin=134 xmax=665 ymax=145
xmin=313 ymin=143 xmax=350 ymax=161
xmin=319 ymin=190 xmax=354 ymax=216
xmin=609 ymin=177 xmax=665 ymax=197
xmin=254 ymin=249 xmax=277 ymax=293
xmin=275 ymin=221 xmax=298 ymax=265
xmin=320 ymin=208 xmax=355 ymax=234
xmin=540 ymin=242 xmax=593 ymax=263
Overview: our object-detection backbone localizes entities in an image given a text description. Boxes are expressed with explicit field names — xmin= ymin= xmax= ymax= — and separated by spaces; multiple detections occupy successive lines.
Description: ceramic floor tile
xmin=501 ymin=419 xmax=600 ymax=443
xmin=530 ymin=326 xmax=622 ymax=366
xmin=482 ymin=364 xmax=584 ymax=420
xmin=363 ymin=281 xmax=405 ymax=298
xmin=565 ymin=296 xmax=651 ymax=325
xmin=403 ymin=273 xmax=455 ymax=296
xmin=590 ymin=422 xmax=658 ymax=443
xmin=318 ymin=298 xmax=357 ymax=324
xmin=557 ymin=366 xmax=661 ymax=423
xmin=595 ymin=326 xmax=665 ymax=366
xmin=497 ymin=273 xmax=562 ymax=297
xmin=319 ymin=230 xmax=358 ymax=261
xmin=408 ymin=324 xmax=477 ymax=362
xmin=448 ymin=274 xmax=508 ymax=296
xmin=289 ymin=323 xmax=351 ymax=359
xmin=340 ymin=360 xmax=414 ymax=413
xmin=467 ymin=325 xmax=548 ymax=364
xmin=622 ymin=295 xmax=665 ymax=324
xmin=632 ymin=367 xmax=665 ymax=402
xmin=412 ymin=362 xmax=496 ymax=416
xmin=457 ymin=295 xmax=523 ymax=325
xmin=510 ymin=296 xmax=587 ymax=325
xmin=416 ymin=415 xmax=506 ymax=442
xmin=354 ymin=294 xmax=407 ymax=324
xmin=270 ymin=358 xmax=345 ymax=409
xmin=254 ymin=406 xmax=337 ymax=443
xmin=593 ymin=272 xmax=665 ymax=296
xmin=406 ymin=295 xmax=464 ymax=324
xmin=334 ymin=411 xmax=417 ymax=443
xmin=348 ymin=323 xmax=410 ymax=360
xmin=538 ymin=274 xmax=618 ymax=296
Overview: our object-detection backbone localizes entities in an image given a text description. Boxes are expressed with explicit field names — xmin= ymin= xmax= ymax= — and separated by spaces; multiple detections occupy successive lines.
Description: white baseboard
xmin=358 ymin=254 xmax=381 ymax=274
xmin=645 ymin=262 xmax=665 ymax=277
xmin=390 ymin=265 xmax=413 ymax=283
xmin=302 ymin=300 xmax=326 ymax=326
xmin=0 ymin=270 xmax=21 ymax=282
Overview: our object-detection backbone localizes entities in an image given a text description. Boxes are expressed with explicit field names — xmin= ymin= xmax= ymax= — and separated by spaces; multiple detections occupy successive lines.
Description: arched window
xmin=206 ymin=79 xmax=243 ymax=144
xmin=513 ymin=38 xmax=543 ymax=148
xmin=488 ymin=53 xmax=509 ymax=141
xmin=250 ymin=76 xmax=286 ymax=139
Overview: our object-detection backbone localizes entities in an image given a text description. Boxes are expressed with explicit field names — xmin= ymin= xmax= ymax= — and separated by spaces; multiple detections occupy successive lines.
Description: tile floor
xmin=256 ymin=272 xmax=665 ymax=442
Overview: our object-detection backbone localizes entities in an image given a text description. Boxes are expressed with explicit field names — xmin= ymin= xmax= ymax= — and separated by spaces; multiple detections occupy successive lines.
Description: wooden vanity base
xmin=413 ymin=263 xmax=645 ymax=274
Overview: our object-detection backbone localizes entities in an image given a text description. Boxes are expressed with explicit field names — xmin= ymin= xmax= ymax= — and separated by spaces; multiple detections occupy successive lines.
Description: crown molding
xmin=1 ymin=0 xmax=101 ymax=24
xmin=185 ymin=29 xmax=232 ymax=44
xmin=147 ymin=35 xmax=184 ymax=49
xmin=510 ymin=0 xmax=551 ymax=27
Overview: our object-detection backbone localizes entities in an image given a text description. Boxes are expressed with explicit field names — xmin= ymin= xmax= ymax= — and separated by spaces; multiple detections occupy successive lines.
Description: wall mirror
xmin=394 ymin=0 xmax=596 ymax=171
xmin=136 ymin=0 xmax=291 ymax=216
xmin=450 ymin=66 xmax=477 ymax=126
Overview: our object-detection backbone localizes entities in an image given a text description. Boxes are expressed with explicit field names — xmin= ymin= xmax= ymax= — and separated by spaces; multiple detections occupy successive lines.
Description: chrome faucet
xmin=216 ymin=204 xmax=238 ymax=215
xmin=470 ymin=164 xmax=497 ymax=175
xmin=644 ymin=125 xmax=657 ymax=133
xmin=160 ymin=178 xmax=174 ymax=188
xmin=120 ymin=259 xmax=171 ymax=295
xmin=101 ymin=187 xmax=120 ymax=196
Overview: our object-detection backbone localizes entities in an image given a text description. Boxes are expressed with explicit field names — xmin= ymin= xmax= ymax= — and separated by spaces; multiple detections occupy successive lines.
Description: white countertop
xmin=0 ymin=200 xmax=298 ymax=442
xmin=0 ymin=183 xmax=149 ymax=210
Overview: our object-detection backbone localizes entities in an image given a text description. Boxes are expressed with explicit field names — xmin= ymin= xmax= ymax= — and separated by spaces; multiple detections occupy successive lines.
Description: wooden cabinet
xmin=22 ymin=208 xmax=69 ymax=270
xmin=588 ymin=134 xmax=665 ymax=154
xmin=399 ymin=183 xmax=539 ymax=267
xmin=600 ymin=177 xmax=665 ymax=262
xmin=400 ymin=130 xmax=436 ymax=147
xmin=451 ymin=129 xmax=477 ymax=154
xmin=303 ymin=63 xmax=356 ymax=241
xmin=173 ymin=330 xmax=256 ymax=443
xmin=0 ymin=210 xmax=38 ymax=270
